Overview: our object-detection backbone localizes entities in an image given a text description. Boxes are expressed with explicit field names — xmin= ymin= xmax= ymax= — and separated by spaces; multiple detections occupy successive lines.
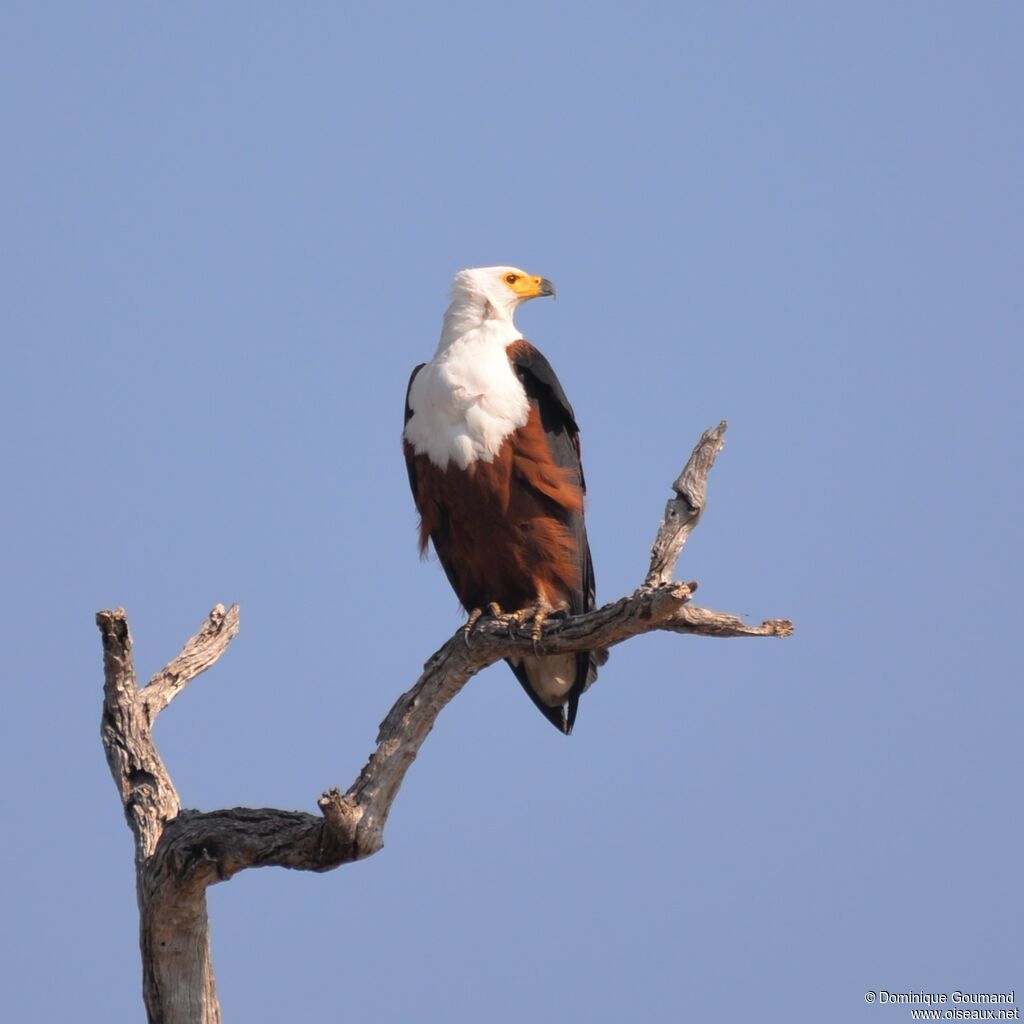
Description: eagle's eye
xmin=505 ymin=273 xmax=518 ymax=284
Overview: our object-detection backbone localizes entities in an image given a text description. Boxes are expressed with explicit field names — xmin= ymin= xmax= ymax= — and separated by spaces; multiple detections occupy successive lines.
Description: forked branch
xmin=98 ymin=420 xmax=792 ymax=1023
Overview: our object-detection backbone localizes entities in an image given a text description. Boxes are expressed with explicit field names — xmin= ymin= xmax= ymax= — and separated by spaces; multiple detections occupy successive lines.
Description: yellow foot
xmin=486 ymin=602 xmax=512 ymax=626
xmin=462 ymin=608 xmax=484 ymax=647
xmin=486 ymin=603 xmax=549 ymax=654
xmin=527 ymin=608 xmax=549 ymax=655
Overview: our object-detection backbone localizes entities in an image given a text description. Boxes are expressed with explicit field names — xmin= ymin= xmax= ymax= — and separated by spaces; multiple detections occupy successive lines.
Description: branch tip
xmin=647 ymin=421 xmax=728 ymax=585
xmin=143 ymin=602 xmax=240 ymax=715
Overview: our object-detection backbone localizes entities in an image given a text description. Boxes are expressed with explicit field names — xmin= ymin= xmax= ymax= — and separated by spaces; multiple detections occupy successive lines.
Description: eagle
xmin=403 ymin=266 xmax=605 ymax=734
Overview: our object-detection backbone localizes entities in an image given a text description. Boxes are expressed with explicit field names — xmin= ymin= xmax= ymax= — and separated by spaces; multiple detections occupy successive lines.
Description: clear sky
xmin=2 ymin=3 xmax=1021 ymax=1021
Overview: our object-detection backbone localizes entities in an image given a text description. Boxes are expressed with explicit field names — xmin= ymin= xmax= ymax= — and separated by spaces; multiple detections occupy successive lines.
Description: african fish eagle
xmin=403 ymin=266 xmax=606 ymax=734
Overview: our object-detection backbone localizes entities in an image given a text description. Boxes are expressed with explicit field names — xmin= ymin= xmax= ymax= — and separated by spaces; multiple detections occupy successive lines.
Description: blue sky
xmin=2 ymin=3 xmax=1021 ymax=1021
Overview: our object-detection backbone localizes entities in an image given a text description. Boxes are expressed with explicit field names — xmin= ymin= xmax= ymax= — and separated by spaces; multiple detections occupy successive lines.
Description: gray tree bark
xmin=98 ymin=421 xmax=792 ymax=1022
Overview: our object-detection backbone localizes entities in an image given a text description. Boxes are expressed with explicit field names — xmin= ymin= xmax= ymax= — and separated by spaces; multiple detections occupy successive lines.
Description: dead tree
xmin=98 ymin=421 xmax=792 ymax=1023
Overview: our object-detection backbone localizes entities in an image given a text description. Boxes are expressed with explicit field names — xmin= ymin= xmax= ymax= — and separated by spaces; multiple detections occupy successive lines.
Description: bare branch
xmin=98 ymin=606 xmax=240 ymax=1023
xmin=478 ymin=581 xmax=696 ymax=656
xmin=98 ymin=608 xmax=180 ymax=861
xmin=144 ymin=603 xmax=240 ymax=716
xmin=152 ymin=808 xmax=356 ymax=883
xmin=341 ymin=588 xmax=697 ymax=855
xmin=338 ymin=581 xmax=792 ymax=857
xmin=647 ymin=420 xmax=728 ymax=586
xmin=667 ymin=604 xmax=795 ymax=638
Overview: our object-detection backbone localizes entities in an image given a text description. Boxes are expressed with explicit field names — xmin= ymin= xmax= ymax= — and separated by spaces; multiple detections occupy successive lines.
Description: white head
xmin=448 ymin=266 xmax=556 ymax=322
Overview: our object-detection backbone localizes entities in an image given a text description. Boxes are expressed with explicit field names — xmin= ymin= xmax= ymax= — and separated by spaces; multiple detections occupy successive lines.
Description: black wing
xmin=403 ymin=362 xmax=425 ymax=485
xmin=508 ymin=342 xmax=604 ymax=734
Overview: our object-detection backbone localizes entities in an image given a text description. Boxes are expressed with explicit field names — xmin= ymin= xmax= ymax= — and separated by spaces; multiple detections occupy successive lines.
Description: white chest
xmin=404 ymin=326 xmax=530 ymax=470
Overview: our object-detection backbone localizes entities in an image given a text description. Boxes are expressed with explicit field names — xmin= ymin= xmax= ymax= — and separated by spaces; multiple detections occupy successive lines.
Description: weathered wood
xmin=647 ymin=419 xmax=728 ymax=586
xmin=99 ymin=606 xmax=230 ymax=1024
xmin=99 ymin=609 xmax=180 ymax=863
xmin=98 ymin=424 xmax=792 ymax=1020
xmin=144 ymin=603 xmax=240 ymax=717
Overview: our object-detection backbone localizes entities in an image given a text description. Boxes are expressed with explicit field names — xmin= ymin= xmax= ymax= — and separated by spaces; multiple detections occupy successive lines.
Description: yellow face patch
xmin=502 ymin=271 xmax=554 ymax=299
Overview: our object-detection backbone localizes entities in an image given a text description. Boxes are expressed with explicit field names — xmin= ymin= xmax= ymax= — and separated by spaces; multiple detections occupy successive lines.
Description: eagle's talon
xmin=484 ymin=602 xmax=519 ymax=635
xmin=486 ymin=602 xmax=510 ymax=630
xmin=486 ymin=605 xmax=550 ymax=652
xmin=462 ymin=608 xmax=484 ymax=646
xmin=506 ymin=608 xmax=530 ymax=638
xmin=529 ymin=609 xmax=548 ymax=655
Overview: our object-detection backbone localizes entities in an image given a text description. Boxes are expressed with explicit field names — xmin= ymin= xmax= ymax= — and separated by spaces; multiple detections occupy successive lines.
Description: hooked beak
xmin=509 ymin=272 xmax=557 ymax=301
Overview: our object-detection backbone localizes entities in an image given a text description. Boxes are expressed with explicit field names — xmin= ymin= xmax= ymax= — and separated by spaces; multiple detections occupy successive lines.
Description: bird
xmin=403 ymin=266 xmax=605 ymax=734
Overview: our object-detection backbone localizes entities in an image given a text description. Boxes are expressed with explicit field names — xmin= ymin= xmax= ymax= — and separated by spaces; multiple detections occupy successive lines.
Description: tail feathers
xmin=507 ymin=647 xmax=607 ymax=735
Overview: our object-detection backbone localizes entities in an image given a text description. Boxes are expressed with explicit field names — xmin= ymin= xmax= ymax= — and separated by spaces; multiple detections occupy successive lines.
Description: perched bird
xmin=403 ymin=266 xmax=605 ymax=734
